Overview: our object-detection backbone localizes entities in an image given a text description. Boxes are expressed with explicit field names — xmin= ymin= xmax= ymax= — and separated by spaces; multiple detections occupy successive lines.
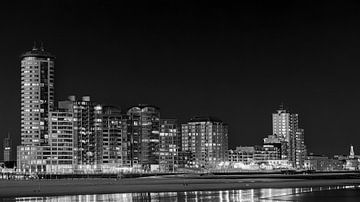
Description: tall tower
xmin=272 ymin=105 xmax=306 ymax=168
xmin=20 ymin=44 xmax=55 ymax=146
xmin=350 ymin=145 xmax=355 ymax=159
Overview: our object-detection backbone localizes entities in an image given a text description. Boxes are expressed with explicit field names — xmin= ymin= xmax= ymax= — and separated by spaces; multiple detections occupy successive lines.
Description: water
xmin=3 ymin=185 xmax=360 ymax=201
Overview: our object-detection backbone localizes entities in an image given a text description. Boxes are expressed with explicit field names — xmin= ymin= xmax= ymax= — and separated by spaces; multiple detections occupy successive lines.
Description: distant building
xmin=350 ymin=145 xmax=355 ymax=159
xmin=228 ymin=146 xmax=256 ymax=164
xmin=159 ymin=119 xmax=180 ymax=172
xmin=272 ymin=105 xmax=306 ymax=168
xmin=304 ymin=155 xmax=344 ymax=171
xmin=127 ymin=105 xmax=160 ymax=170
xmin=228 ymin=145 xmax=289 ymax=170
xmin=3 ymin=134 xmax=11 ymax=162
xmin=263 ymin=134 xmax=284 ymax=156
xmin=181 ymin=117 xmax=228 ymax=168
xmin=344 ymin=146 xmax=360 ymax=170
xmin=228 ymin=145 xmax=281 ymax=164
xmin=58 ymin=96 xmax=102 ymax=170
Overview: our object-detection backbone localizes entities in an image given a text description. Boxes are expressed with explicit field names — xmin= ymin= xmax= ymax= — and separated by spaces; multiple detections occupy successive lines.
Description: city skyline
xmin=1 ymin=1 xmax=360 ymax=158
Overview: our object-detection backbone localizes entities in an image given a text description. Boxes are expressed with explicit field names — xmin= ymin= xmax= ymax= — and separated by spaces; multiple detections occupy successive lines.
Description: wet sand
xmin=1 ymin=176 xmax=360 ymax=198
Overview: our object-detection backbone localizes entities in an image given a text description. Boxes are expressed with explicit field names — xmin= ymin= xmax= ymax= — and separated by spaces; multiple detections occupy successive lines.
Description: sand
xmin=1 ymin=176 xmax=360 ymax=198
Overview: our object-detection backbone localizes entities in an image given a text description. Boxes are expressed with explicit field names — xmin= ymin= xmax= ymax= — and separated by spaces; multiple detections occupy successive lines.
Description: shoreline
xmin=1 ymin=176 xmax=360 ymax=198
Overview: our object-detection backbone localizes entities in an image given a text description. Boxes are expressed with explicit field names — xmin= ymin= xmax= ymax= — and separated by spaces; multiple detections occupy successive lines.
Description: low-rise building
xmin=304 ymin=155 xmax=344 ymax=171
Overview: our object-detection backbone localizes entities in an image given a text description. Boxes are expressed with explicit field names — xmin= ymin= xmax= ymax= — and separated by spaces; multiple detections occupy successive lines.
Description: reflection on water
xmin=12 ymin=185 xmax=360 ymax=202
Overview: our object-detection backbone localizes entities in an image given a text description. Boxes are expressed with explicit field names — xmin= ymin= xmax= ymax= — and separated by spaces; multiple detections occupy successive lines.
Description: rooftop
xmin=21 ymin=44 xmax=55 ymax=59
xmin=188 ymin=116 xmax=223 ymax=123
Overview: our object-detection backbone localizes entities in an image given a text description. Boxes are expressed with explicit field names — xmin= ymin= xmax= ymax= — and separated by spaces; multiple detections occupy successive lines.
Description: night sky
xmin=1 ymin=1 xmax=360 ymax=159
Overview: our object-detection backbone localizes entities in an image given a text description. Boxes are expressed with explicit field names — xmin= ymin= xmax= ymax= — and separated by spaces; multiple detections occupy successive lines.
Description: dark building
xmin=127 ymin=105 xmax=160 ymax=170
xmin=101 ymin=106 xmax=131 ymax=168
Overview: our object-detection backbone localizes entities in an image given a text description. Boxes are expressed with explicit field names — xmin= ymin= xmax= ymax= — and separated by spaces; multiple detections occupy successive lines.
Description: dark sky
xmin=1 ymin=1 xmax=360 ymax=159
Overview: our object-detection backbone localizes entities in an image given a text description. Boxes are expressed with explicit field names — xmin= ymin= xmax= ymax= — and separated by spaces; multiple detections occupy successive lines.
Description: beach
xmin=1 ymin=175 xmax=360 ymax=198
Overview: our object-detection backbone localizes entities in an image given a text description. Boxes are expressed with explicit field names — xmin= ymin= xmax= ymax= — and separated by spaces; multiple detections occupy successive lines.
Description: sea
xmin=2 ymin=185 xmax=360 ymax=201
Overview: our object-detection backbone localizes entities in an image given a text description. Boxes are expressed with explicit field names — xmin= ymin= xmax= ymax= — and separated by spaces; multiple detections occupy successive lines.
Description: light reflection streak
xmin=13 ymin=185 xmax=360 ymax=202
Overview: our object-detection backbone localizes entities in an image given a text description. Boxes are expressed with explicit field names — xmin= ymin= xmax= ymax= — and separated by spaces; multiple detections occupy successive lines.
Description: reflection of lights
xmin=225 ymin=190 xmax=229 ymax=202
xmin=14 ymin=185 xmax=360 ymax=202
xmin=250 ymin=189 xmax=254 ymax=202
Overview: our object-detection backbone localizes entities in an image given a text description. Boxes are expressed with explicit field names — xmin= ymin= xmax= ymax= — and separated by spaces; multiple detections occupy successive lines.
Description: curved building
xmin=20 ymin=45 xmax=55 ymax=146
xmin=18 ymin=45 xmax=55 ymax=173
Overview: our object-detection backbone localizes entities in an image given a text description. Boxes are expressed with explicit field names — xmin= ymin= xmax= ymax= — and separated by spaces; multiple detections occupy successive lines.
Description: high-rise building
xmin=20 ymin=44 xmax=55 ymax=146
xmin=45 ymin=110 xmax=74 ymax=173
xmin=58 ymin=96 xmax=102 ymax=170
xmin=272 ymin=105 xmax=306 ymax=168
xmin=3 ymin=134 xmax=12 ymax=162
xmin=181 ymin=117 xmax=228 ymax=168
xmin=127 ymin=105 xmax=160 ymax=170
xmin=159 ymin=119 xmax=180 ymax=172
xmin=101 ymin=106 xmax=131 ymax=169
xmin=18 ymin=45 xmax=55 ymax=173
xmin=293 ymin=129 xmax=306 ymax=168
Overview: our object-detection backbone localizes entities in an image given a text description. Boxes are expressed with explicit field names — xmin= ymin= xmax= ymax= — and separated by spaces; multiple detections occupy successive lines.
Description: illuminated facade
xmin=18 ymin=45 xmax=55 ymax=173
xmin=101 ymin=106 xmax=131 ymax=168
xmin=181 ymin=117 xmax=228 ymax=168
xmin=3 ymin=134 xmax=12 ymax=162
xmin=159 ymin=119 xmax=180 ymax=172
xmin=20 ymin=45 xmax=55 ymax=146
xmin=272 ymin=106 xmax=306 ymax=168
xmin=292 ymin=129 xmax=306 ymax=168
xmin=127 ymin=105 xmax=160 ymax=169
xmin=304 ymin=155 xmax=344 ymax=171
xmin=45 ymin=111 xmax=74 ymax=173
xmin=228 ymin=145 xmax=281 ymax=164
xmin=58 ymin=96 xmax=102 ymax=168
